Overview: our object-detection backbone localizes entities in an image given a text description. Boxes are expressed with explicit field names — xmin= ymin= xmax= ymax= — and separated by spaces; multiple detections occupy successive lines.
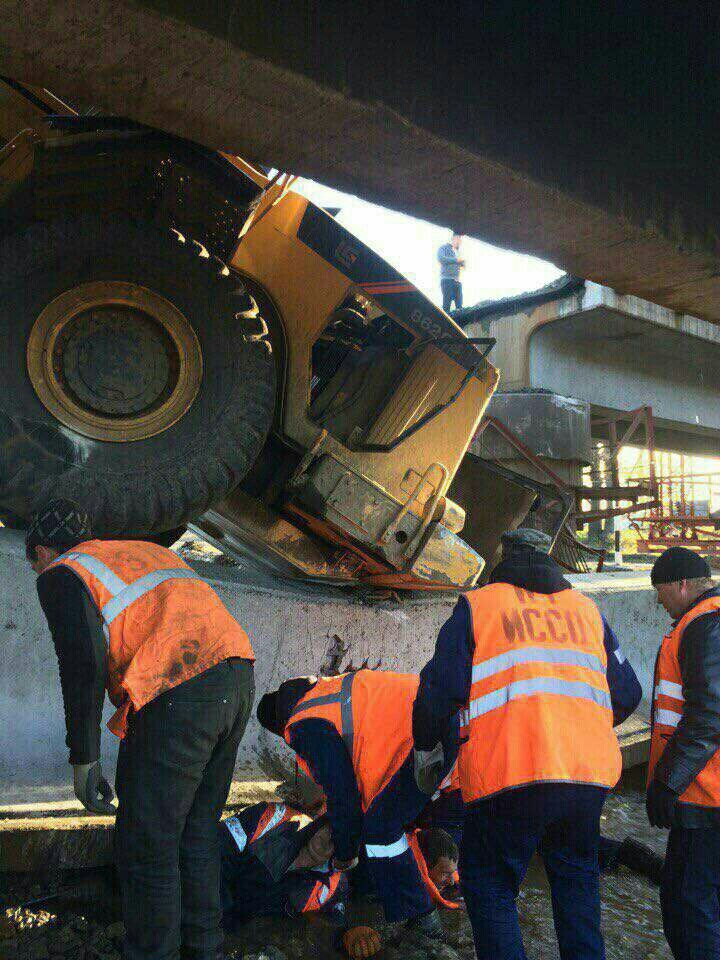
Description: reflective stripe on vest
xmin=63 ymin=551 xmax=202 ymax=629
xmin=365 ymin=836 xmax=409 ymax=859
xmin=461 ymin=675 xmax=611 ymax=726
xmin=250 ymin=804 xmax=288 ymax=844
xmin=302 ymin=871 xmax=343 ymax=913
xmin=649 ymin=594 xmax=720 ymax=808
xmin=655 ymin=708 xmax=682 ymax=728
xmin=458 ymin=584 xmax=621 ymax=802
xmin=470 ymin=645 xmax=605 ymax=682
xmin=289 ymin=673 xmax=355 ymax=755
xmin=655 ymin=679 xmax=684 ymax=701
xmin=224 ymin=816 xmax=248 ymax=853
xmin=460 ymin=644 xmax=611 ymax=726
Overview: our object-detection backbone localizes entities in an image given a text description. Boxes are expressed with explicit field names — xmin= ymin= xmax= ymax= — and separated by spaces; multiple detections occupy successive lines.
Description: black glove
xmin=646 ymin=779 xmax=678 ymax=829
xmin=72 ymin=761 xmax=116 ymax=816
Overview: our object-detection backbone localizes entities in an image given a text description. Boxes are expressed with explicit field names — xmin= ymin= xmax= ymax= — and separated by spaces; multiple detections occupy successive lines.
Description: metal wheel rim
xmin=27 ymin=281 xmax=203 ymax=442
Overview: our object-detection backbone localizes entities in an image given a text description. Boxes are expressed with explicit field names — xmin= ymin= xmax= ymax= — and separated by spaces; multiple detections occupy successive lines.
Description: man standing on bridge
xmin=413 ymin=527 xmax=641 ymax=960
xmin=647 ymin=547 xmax=720 ymax=959
xmin=27 ymin=499 xmax=256 ymax=960
xmin=437 ymin=232 xmax=465 ymax=312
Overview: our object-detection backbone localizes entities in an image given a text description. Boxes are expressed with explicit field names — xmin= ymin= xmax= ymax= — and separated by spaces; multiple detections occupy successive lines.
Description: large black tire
xmin=0 ymin=216 xmax=276 ymax=535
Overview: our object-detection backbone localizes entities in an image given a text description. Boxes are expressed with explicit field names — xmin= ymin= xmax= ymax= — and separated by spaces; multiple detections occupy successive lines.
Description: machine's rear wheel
xmin=0 ymin=216 xmax=276 ymax=535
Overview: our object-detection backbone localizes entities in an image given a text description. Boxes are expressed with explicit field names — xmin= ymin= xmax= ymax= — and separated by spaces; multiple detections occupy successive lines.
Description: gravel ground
xmin=2 ymin=783 xmax=671 ymax=960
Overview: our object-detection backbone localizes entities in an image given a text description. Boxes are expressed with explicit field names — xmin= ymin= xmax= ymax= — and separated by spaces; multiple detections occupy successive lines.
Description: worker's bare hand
xmin=72 ymin=761 xmax=116 ymax=816
xmin=343 ymin=925 xmax=382 ymax=958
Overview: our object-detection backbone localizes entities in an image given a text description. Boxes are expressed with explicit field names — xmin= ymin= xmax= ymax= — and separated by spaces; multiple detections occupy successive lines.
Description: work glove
xmin=646 ymin=779 xmax=678 ymax=829
xmin=72 ymin=762 xmax=116 ymax=816
xmin=332 ymin=855 xmax=359 ymax=873
xmin=413 ymin=742 xmax=445 ymax=795
xmin=343 ymin=925 xmax=382 ymax=959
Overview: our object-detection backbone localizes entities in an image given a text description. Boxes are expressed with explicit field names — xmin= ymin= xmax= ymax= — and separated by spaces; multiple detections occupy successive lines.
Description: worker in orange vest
xmin=413 ymin=527 xmax=642 ymax=960
xmin=256 ymin=669 xmax=458 ymax=943
xmin=647 ymin=546 xmax=720 ymax=959
xmin=26 ymin=499 xmax=256 ymax=960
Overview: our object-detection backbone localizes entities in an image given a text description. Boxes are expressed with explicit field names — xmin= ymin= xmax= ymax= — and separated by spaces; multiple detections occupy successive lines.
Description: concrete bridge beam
xmin=0 ymin=3 xmax=719 ymax=322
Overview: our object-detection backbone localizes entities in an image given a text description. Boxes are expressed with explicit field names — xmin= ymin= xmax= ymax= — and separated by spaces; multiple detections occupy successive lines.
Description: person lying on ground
xmin=220 ymin=801 xmax=460 ymax=956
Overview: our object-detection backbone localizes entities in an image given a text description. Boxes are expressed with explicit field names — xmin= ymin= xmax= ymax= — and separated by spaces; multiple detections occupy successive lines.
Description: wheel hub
xmin=27 ymin=282 xmax=203 ymax=442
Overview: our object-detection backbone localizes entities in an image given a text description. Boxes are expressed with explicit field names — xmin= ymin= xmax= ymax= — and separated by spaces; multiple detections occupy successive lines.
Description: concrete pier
xmin=0 ymin=529 xmax=664 ymax=807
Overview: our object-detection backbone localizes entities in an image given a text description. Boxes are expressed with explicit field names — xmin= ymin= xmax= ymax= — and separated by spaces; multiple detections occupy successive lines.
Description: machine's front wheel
xmin=0 ymin=216 xmax=276 ymax=535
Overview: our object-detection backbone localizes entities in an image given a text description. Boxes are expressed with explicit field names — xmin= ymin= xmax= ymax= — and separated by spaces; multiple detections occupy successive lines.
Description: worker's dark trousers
xmin=362 ymin=745 xmax=456 ymax=923
xmin=661 ymin=825 xmax=720 ymax=959
xmin=115 ymin=658 xmax=255 ymax=960
xmin=460 ymin=783 xmax=608 ymax=960
xmin=440 ymin=278 xmax=463 ymax=312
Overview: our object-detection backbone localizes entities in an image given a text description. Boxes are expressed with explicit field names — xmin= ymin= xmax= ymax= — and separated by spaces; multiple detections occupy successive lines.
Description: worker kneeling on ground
xmin=27 ymin=499 xmax=256 ymax=960
xmin=647 ymin=547 xmax=720 ymax=958
xmin=413 ymin=527 xmax=642 ymax=960
xmin=257 ymin=669 xmax=458 ymax=942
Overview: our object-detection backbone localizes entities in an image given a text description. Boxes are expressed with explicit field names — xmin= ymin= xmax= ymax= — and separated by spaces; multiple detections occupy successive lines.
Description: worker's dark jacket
xmin=652 ymin=586 xmax=720 ymax=827
xmin=219 ymin=802 xmax=347 ymax=928
xmin=412 ymin=549 xmax=643 ymax=794
xmin=37 ymin=567 xmax=107 ymax=764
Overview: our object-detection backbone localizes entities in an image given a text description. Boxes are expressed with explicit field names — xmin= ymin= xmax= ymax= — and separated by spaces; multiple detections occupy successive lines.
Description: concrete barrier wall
xmin=0 ymin=529 xmax=668 ymax=805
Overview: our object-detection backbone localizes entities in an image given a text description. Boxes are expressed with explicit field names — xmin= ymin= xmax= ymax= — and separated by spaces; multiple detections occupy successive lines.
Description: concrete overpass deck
xmin=2 ymin=4 xmax=720 ymax=325
xmin=461 ymin=277 xmax=720 ymax=457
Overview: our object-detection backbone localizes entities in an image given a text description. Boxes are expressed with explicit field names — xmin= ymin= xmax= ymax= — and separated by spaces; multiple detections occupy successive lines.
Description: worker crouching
xmin=256 ymin=669 xmax=458 ymax=942
xmin=414 ymin=527 xmax=642 ymax=960
xmin=27 ymin=499 xmax=256 ymax=960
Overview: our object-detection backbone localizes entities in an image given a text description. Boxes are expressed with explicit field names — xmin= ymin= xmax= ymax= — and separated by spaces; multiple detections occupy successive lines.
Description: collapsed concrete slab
xmin=0 ymin=529 xmax=663 ymax=808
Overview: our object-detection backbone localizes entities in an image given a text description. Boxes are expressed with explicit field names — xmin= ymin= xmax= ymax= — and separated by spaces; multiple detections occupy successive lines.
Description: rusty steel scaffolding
xmin=632 ymin=463 xmax=720 ymax=555
xmin=578 ymin=405 xmax=659 ymax=525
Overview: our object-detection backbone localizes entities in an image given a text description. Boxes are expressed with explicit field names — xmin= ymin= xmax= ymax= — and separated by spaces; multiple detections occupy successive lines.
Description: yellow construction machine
xmin=0 ymin=78 xmax=501 ymax=590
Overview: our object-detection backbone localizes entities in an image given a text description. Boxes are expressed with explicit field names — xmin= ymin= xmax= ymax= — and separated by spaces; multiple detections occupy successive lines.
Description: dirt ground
xmin=2 ymin=781 xmax=671 ymax=960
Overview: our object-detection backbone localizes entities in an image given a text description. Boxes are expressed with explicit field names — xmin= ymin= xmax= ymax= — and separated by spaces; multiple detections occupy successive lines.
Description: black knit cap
xmin=651 ymin=547 xmax=711 ymax=586
xmin=256 ymin=677 xmax=316 ymax=736
xmin=25 ymin=498 xmax=92 ymax=560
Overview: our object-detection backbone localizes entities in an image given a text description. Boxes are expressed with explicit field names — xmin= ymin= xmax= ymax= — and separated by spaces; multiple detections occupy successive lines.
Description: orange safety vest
xmin=458 ymin=584 xmax=621 ymax=803
xmin=407 ymin=830 xmax=459 ymax=910
xmin=284 ymin=669 xmax=419 ymax=811
xmin=648 ymin=594 xmax=720 ymax=808
xmin=49 ymin=539 xmax=254 ymax=737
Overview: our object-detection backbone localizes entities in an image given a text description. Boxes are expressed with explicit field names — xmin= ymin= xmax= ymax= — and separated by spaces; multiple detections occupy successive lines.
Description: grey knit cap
xmin=501 ymin=527 xmax=552 ymax=554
